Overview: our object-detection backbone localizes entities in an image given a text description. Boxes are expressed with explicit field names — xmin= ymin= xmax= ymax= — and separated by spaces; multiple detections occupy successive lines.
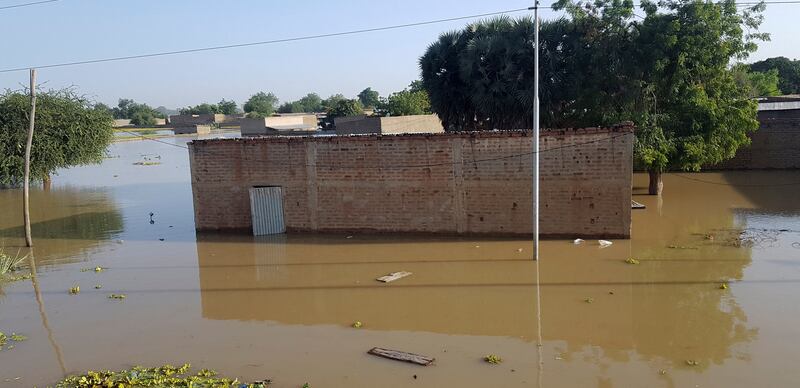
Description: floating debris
xmin=624 ymin=257 xmax=640 ymax=265
xmin=377 ymin=271 xmax=412 ymax=283
xmin=69 ymin=285 xmax=80 ymax=295
xmin=81 ymin=266 xmax=107 ymax=273
xmin=598 ymin=240 xmax=613 ymax=248
xmin=108 ymin=294 xmax=126 ymax=300
xmin=667 ymin=245 xmax=699 ymax=250
xmin=608 ymin=290 xmax=615 ymax=295
xmin=659 ymin=369 xmax=667 ymax=375
xmin=584 ymin=297 xmax=594 ymax=304
xmin=516 ymin=248 xmax=524 ymax=253
xmin=685 ymin=359 xmax=700 ymax=366
xmin=352 ymin=321 xmax=363 ymax=329
xmin=0 ymin=332 xmax=27 ymax=352
xmin=719 ymin=283 xmax=729 ymax=290
xmin=133 ymin=161 xmax=161 ymax=166
xmin=573 ymin=239 xmax=584 ymax=245
xmin=368 ymin=347 xmax=435 ymax=366
xmin=94 ymin=285 xmax=102 ymax=289
xmin=484 ymin=354 xmax=503 ymax=364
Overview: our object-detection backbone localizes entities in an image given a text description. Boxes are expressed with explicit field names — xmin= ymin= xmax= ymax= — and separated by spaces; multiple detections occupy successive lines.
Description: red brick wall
xmin=189 ymin=125 xmax=634 ymax=237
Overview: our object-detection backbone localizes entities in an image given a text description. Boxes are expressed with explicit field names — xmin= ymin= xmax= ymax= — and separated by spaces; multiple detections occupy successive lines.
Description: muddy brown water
xmin=1 ymin=135 xmax=799 ymax=387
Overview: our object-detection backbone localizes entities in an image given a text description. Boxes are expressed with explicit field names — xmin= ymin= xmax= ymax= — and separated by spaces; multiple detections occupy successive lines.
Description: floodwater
xmin=1 ymin=135 xmax=799 ymax=387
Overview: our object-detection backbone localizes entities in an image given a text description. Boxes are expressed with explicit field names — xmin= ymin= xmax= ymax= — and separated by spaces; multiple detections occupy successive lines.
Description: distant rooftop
xmin=757 ymin=95 xmax=800 ymax=111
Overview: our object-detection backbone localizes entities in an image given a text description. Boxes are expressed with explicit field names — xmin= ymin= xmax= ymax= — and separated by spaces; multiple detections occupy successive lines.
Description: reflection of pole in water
xmin=28 ymin=251 xmax=68 ymax=377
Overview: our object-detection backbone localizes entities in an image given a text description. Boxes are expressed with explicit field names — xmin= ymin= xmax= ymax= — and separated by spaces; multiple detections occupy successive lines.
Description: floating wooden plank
xmin=368 ymin=347 xmax=435 ymax=366
xmin=376 ymin=271 xmax=412 ymax=283
xmin=631 ymin=200 xmax=646 ymax=209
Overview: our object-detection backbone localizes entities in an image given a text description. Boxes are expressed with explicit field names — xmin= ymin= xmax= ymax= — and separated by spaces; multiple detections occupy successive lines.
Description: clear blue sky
xmin=0 ymin=0 xmax=797 ymax=109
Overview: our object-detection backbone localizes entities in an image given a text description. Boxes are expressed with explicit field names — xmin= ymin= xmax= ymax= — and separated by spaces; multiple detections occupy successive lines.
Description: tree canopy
xmin=419 ymin=0 xmax=767 ymax=194
xmin=732 ymin=64 xmax=781 ymax=98
xmin=750 ymin=56 xmax=800 ymax=94
xmin=180 ymin=99 xmax=238 ymax=115
xmin=243 ymin=92 xmax=278 ymax=117
xmin=0 ymin=89 xmax=114 ymax=186
xmin=357 ymin=88 xmax=380 ymax=108
xmin=112 ymin=99 xmax=164 ymax=126
xmin=327 ymin=99 xmax=363 ymax=118
xmin=384 ymin=82 xmax=431 ymax=116
xmin=278 ymin=93 xmax=323 ymax=113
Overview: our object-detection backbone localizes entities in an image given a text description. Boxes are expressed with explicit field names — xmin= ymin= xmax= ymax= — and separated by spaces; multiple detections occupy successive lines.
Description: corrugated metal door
xmin=249 ymin=186 xmax=286 ymax=235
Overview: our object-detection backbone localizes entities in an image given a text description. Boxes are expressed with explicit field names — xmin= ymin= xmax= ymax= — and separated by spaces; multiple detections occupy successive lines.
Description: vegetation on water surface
xmin=0 ymin=249 xmax=27 ymax=276
xmin=0 ymin=88 xmax=114 ymax=186
xmin=54 ymin=364 xmax=272 ymax=388
xmin=0 ymin=331 xmax=27 ymax=351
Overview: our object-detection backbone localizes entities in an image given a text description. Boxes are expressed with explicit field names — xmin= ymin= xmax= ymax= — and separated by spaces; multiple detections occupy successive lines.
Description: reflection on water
xmin=0 ymin=136 xmax=799 ymax=387
xmin=0 ymin=187 xmax=123 ymax=266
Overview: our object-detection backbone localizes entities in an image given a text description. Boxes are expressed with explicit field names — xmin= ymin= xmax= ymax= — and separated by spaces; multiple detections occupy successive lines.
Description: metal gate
xmin=249 ymin=186 xmax=286 ymax=236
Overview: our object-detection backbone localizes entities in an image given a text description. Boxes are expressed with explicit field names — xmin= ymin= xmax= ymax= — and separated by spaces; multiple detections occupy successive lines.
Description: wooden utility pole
xmin=23 ymin=68 xmax=36 ymax=247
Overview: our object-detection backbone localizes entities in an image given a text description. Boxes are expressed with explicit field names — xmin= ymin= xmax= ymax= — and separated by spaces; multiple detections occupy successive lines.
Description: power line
xmin=0 ymin=7 xmax=530 ymax=73
xmin=0 ymin=0 xmax=58 ymax=10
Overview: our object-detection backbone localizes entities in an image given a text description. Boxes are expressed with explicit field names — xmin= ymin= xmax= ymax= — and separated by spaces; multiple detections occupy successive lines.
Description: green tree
xmin=0 ymin=89 xmax=114 ymax=186
xmin=243 ymin=92 xmax=278 ymax=117
xmin=732 ymin=64 xmax=781 ymax=97
xmin=180 ymin=103 xmax=219 ymax=115
xmin=113 ymin=99 xmax=164 ymax=120
xmin=357 ymin=87 xmax=380 ymax=108
xmin=750 ymin=56 xmax=800 ymax=94
xmin=218 ymin=99 xmax=238 ymax=115
xmin=298 ymin=93 xmax=323 ymax=112
xmin=130 ymin=110 xmax=157 ymax=126
xmin=633 ymin=0 xmax=765 ymax=194
xmin=420 ymin=0 xmax=766 ymax=194
xmin=328 ymin=99 xmax=363 ymax=118
xmin=322 ymin=94 xmax=347 ymax=112
xmin=386 ymin=84 xmax=431 ymax=116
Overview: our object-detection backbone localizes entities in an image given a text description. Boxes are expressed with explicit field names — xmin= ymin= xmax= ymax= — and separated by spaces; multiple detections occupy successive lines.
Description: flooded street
xmin=1 ymin=136 xmax=800 ymax=387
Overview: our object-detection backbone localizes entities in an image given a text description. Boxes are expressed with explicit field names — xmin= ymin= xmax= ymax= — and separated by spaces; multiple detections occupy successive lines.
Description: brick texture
xmin=710 ymin=116 xmax=800 ymax=169
xmin=189 ymin=125 xmax=635 ymax=237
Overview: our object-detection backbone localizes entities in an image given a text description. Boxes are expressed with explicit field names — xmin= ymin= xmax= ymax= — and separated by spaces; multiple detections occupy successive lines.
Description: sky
xmin=0 ymin=0 xmax=797 ymax=110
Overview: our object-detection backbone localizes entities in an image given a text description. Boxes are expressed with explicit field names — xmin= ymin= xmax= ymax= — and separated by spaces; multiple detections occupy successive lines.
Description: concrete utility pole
xmin=23 ymin=68 xmax=36 ymax=247
xmin=532 ymin=2 xmax=540 ymax=261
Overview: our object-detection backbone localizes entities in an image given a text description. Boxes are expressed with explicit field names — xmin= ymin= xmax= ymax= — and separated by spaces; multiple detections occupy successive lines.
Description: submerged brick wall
xmin=710 ymin=115 xmax=800 ymax=169
xmin=188 ymin=125 xmax=635 ymax=237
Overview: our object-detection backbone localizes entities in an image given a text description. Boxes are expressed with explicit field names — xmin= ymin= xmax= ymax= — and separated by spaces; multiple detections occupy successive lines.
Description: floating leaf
xmin=108 ymin=294 xmax=126 ymax=300
xmin=484 ymin=354 xmax=502 ymax=364
xmin=352 ymin=321 xmax=363 ymax=329
xmin=624 ymin=257 xmax=640 ymax=265
xmin=584 ymin=297 xmax=594 ymax=304
xmin=719 ymin=283 xmax=728 ymax=290
xmin=69 ymin=286 xmax=80 ymax=295
xmin=685 ymin=359 xmax=700 ymax=366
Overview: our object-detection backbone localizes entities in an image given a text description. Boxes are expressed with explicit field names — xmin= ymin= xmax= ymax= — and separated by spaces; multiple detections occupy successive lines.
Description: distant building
xmin=334 ymin=114 xmax=444 ymax=136
xmin=168 ymin=114 xmax=225 ymax=126
xmin=173 ymin=124 xmax=211 ymax=135
xmin=711 ymin=96 xmax=800 ymax=169
xmin=241 ymin=114 xmax=318 ymax=136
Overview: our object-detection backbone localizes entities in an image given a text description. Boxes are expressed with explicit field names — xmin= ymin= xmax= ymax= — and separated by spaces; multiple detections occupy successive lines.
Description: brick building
xmin=188 ymin=124 xmax=635 ymax=238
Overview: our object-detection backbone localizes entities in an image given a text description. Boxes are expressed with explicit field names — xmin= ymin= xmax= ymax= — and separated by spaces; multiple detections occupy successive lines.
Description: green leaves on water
xmin=484 ymin=354 xmax=503 ymax=364
xmin=55 ymin=363 xmax=273 ymax=387
xmin=0 ymin=331 xmax=27 ymax=352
